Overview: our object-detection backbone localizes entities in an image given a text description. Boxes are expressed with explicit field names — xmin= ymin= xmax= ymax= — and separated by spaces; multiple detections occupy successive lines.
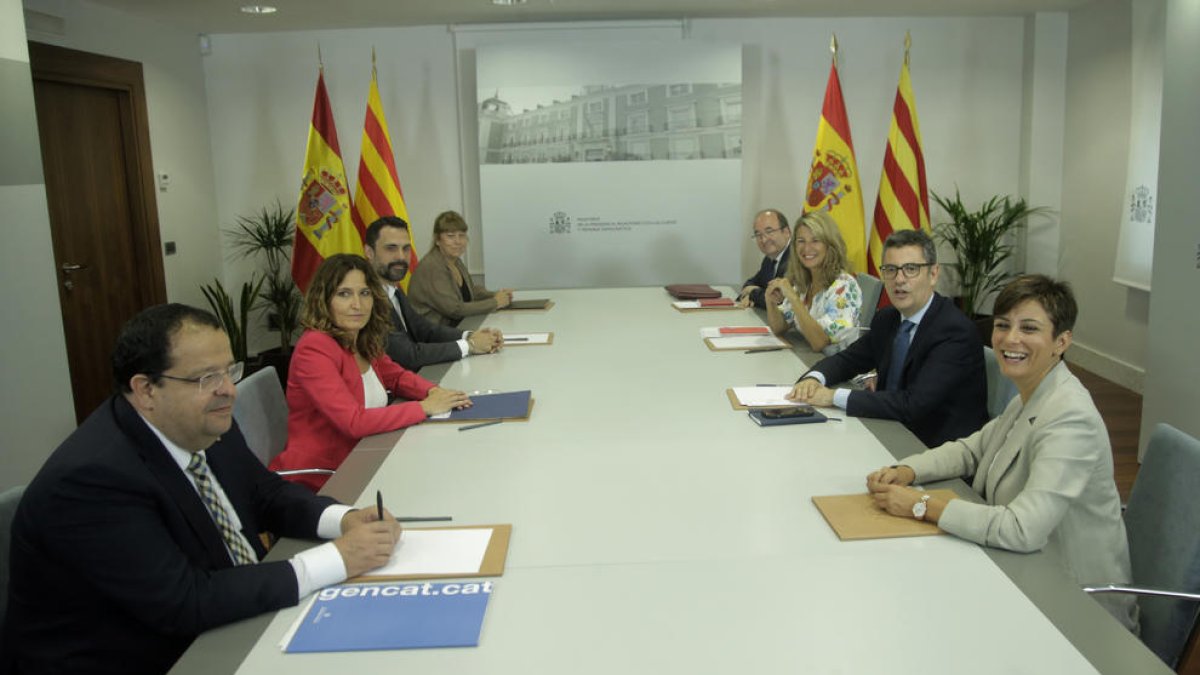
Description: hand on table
xmin=468 ymin=328 xmax=503 ymax=354
xmin=421 ymin=386 xmax=472 ymax=416
xmin=787 ymin=378 xmax=835 ymax=407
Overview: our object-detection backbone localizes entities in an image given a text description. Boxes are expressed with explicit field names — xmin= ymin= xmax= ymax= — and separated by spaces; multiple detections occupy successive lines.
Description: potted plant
xmin=200 ymin=275 xmax=265 ymax=365
xmin=932 ymin=189 xmax=1050 ymax=320
xmin=225 ymin=200 xmax=302 ymax=383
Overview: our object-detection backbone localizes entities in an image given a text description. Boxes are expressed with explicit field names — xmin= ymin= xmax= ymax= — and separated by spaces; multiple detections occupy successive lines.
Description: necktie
xmin=885 ymin=320 xmax=916 ymax=392
xmin=187 ymin=453 xmax=257 ymax=566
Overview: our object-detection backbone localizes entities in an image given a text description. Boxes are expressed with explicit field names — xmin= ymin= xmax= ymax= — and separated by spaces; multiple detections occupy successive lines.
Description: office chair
xmin=1 ymin=485 xmax=26 ymax=631
xmin=1084 ymin=423 xmax=1200 ymax=669
xmin=855 ymin=273 xmax=883 ymax=328
xmin=233 ymin=366 xmax=332 ymax=479
xmin=982 ymin=347 xmax=1019 ymax=419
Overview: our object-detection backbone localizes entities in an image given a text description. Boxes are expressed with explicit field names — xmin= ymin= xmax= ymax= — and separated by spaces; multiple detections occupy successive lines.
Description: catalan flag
xmin=292 ymin=70 xmax=362 ymax=293
xmin=352 ymin=60 xmax=418 ymax=290
xmin=804 ymin=37 xmax=867 ymax=273
xmin=869 ymin=36 xmax=929 ymax=278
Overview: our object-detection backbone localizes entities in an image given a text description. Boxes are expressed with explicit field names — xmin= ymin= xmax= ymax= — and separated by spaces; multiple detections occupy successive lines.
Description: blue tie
xmin=885 ymin=320 xmax=915 ymax=392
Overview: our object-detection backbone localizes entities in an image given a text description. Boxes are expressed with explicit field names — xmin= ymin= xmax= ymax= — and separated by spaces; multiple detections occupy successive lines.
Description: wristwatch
xmin=912 ymin=494 xmax=932 ymax=520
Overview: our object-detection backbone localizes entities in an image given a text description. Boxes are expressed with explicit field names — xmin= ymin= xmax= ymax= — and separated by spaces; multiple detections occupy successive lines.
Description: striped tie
xmin=187 ymin=453 xmax=257 ymax=566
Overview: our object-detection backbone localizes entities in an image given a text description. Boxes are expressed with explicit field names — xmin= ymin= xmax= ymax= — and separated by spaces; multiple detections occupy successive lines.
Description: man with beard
xmin=364 ymin=216 xmax=502 ymax=371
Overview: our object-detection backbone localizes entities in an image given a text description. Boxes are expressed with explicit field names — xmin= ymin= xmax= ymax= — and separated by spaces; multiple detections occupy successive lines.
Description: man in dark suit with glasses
xmin=788 ymin=229 xmax=987 ymax=447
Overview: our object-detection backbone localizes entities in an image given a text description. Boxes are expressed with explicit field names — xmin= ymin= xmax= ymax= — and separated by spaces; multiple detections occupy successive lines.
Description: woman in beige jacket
xmin=865 ymin=275 xmax=1138 ymax=632
xmin=408 ymin=210 xmax=512 ymax=326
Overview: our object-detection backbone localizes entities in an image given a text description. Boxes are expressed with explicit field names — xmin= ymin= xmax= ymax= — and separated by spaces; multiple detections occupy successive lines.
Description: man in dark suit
xmin=737 ymin=208 xmax=791 ymax=309
xmin=364 ymin=216 xmax=502 ymax=371
xmin=788 ymin=229 xmax=987 ymax=447
xmin=2 ymin=305 xmax=402 ymax=675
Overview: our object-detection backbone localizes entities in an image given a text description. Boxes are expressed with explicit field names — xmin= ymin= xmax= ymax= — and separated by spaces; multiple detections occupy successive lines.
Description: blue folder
xmin=286 ymin=581 xmax=493 ymax=653
xmin=441 ymin=390 xmax=531 ymax=421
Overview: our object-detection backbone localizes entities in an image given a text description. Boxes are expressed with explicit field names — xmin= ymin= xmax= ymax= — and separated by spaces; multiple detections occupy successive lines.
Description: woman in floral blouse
xmin=765 ymin=210 xmax=862 ymax=351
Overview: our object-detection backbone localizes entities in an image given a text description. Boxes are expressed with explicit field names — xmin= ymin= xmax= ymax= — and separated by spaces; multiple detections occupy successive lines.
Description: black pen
xmin=376 ymin=490 xmax=383 ymax=520
xmin=505 ymin=337 xmax=530 ymax=342
xmin=459 ymin=419 xmax=502 ymax=431
xmin=397 ymin=516 xmax=454 ymax=523
xmin=744 ymin=347 xmax=785 ymax=354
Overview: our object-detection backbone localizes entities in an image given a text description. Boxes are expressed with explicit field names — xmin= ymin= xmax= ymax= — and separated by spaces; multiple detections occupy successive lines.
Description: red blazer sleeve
xmin=289 ymin=331 xmax=430 ymax=439
xmin=373 ymin=353 xmax=437 ymax=401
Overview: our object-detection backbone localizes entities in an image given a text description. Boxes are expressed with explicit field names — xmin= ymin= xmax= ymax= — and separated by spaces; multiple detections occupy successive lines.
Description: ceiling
xmin=78 ymin=0 xmax=1093 ymax=34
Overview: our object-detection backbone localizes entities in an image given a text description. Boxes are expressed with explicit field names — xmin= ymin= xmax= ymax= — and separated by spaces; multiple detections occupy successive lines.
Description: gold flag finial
xmin=904 ymin=31 xmax=912 ymax=67
xmin=830 ymin=33 xmax=838 ymax=63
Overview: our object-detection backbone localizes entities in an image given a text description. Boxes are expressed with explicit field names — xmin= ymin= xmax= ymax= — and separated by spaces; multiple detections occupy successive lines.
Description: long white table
xmin=174 ymin=287 xmax=1166 ymax=674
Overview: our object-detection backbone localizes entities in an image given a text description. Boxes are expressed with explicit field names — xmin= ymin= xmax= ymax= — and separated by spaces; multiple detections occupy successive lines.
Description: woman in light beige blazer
xmin=408 ymin=210 xmax=512 ymax=327
xmin=865 ymin=275 xmax=1138 ymax=632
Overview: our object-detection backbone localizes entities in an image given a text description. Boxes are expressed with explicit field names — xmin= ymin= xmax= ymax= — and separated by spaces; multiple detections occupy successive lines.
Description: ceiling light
xmin=240 ymin=5 xmax=278 ymax=14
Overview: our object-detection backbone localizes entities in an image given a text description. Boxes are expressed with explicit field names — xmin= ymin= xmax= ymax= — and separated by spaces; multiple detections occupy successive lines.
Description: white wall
xmin=1059 ymin=0 xmax=1150 ymax=391
xmin=1 ymin=0 xmax=76 ymax=488
xmin=1140 ymin=0 xmax=1200 ymax=451
xmin=23 ymin=0 xmax=222 ymax=311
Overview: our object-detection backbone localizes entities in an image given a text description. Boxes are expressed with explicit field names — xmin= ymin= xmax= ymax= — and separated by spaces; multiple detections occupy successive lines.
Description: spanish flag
xmin=804 ymin=38 xmax=867 ymax=273
xmin=352 ymin=60 xmax=418 ymax=290
xmin=292 ymin=70 xmax=362 ymax=293
xmin=869 ymin=35 xmax=929 ymax=279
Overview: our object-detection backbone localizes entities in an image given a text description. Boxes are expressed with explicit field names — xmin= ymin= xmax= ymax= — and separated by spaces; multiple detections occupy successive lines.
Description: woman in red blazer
xmin=270 ymin=254 xmax=471 ymax=490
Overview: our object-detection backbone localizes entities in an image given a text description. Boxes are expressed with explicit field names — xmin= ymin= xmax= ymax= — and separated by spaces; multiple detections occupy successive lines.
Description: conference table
xmin=173 ymin=287 xmax=1167 ymax=674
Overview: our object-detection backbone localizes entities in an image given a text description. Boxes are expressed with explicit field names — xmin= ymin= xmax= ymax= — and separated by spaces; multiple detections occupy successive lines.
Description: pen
xmin=505 ymin=337 xmax=530 ymax=342
xmin=397 ymin=516 xmax=454 ymax=523
xmin=376 ymin=490 xmax=383 ymax=520
xmin=459 ymin=420 xmax=502 ymax=431
xmin=744 ymin=347 xmax=785 ymax=354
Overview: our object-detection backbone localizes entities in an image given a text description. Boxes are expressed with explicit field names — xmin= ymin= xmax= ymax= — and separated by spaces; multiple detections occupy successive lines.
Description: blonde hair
xmin=784 ymin=210 xmax=852 ymax=297
xmin=430 ymin=210 xmax=469 ymax=255
xmin=300 ymin=254 xmax=392 ymax=361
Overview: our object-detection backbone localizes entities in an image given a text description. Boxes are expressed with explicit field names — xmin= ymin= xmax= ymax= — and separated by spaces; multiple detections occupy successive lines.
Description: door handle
xmin=61 ymin=263 xmax=87 ymax=273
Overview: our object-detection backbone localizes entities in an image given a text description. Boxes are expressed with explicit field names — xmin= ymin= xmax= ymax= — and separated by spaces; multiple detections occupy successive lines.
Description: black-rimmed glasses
xmin=879 ymin=263 xmax=935 ymax=279
xmin=750 ymin=227 xmax=784 ymax=241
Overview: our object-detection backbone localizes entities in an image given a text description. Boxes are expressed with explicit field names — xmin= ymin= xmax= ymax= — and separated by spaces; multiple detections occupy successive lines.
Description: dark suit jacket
xmin=805 ymin=292 xmax=988 ymax=447
xmin=385 ymin=286 xmax=466 ymax=371
xmin=2 ymin=396 xmax=336 ymax=675
xmin=741 ymin=245 xmax=790 ymax=309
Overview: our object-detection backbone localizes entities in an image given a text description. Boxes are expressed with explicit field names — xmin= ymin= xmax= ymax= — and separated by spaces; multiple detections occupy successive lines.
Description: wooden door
xmin=30 ymin=42 xmax=166 ymax=423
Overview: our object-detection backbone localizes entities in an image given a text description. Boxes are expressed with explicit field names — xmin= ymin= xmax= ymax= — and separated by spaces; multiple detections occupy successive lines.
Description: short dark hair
xmin=993 ymin=274 xmax=1077 ymax=337
xmin=756 ymin=209 xmax=789 ymax=232
xmin=111 ymin=304 xmax=223 ymax=393
xmin=364 ymin=216 xmax=410 ymax=250
xmin=882 ymin=228 xmax=937 ymax=265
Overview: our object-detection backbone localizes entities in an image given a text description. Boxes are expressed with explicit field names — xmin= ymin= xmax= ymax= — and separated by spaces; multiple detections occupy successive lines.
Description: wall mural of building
xmin=479 ymin=83 xmax=742 ymax=164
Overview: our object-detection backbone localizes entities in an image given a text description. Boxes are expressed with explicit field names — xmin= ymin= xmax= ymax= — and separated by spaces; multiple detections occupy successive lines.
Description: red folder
xmin=698 ymin=298 xmax=735 ymax=307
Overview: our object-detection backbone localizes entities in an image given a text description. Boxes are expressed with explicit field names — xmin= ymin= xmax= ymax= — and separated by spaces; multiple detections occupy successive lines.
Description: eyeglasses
xmin=160 ymin=362 xmax=244 ymax=394
xmin=879 ymin=263 xmax=935 ymax=279
xmin=750 ymin=227 xmax=784 ymax=241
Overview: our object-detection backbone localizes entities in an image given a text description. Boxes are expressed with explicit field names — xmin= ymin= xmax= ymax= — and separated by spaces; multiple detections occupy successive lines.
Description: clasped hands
xmin=335 ymin=506 xmax=402 ymax=578
xmin=467 ymin=328 xmax=504 ymax=354
xmin=866 ymin=465 xmax=934 ymax=520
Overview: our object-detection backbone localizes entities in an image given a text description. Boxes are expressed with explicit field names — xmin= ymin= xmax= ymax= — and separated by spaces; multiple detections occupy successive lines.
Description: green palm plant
xmin=932 ymin=189 xmax=1050 ymax=317
xmin=200 ymin=275 xmax=265 ymax=364
xmin=225 ymin=200 xmax=302 ymax=352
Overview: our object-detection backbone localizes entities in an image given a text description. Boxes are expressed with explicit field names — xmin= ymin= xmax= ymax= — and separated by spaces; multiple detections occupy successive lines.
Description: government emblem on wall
xmin=1129 ymin=185 xmax=1154 ymax=224
xmin=549 ymin=211 xmax=571 ymax=234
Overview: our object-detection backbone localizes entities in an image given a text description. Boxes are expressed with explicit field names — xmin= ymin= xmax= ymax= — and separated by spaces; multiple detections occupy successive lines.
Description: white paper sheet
xmin=699 ymin=326 xmax=771 ymax=338
xmin=362 ymin=528 xmax=495 ymax=578
xmin=731 ymin=386 xmax=798 ymax=407
xmin=706 ymin=335 xmax=787 ymax=350
xmin=504 ymin=332 xmax=551 ymax=344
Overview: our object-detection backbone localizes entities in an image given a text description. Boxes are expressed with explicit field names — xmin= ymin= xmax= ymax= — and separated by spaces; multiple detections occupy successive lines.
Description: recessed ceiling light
xmin=492 ymin=0 xmax=528 ymax=6
xmin=240 ymin=5 xmax=278 ymax=14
